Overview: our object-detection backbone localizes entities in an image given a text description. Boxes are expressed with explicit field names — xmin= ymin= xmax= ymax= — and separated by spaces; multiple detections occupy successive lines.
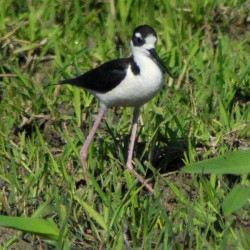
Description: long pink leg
xmin=126 ymin=107 xmax=155 ymax=194
xmin=80 ymin=107 xmax=106 ymax=183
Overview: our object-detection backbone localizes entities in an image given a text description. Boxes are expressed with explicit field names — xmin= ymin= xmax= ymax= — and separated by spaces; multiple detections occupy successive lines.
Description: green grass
xmin=0 ymin=0 xmax=250 ymax=249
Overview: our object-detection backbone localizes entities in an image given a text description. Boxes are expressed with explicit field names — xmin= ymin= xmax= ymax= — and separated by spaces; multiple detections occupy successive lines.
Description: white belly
xmin=94 ymin=58 xmax=164 ymax=108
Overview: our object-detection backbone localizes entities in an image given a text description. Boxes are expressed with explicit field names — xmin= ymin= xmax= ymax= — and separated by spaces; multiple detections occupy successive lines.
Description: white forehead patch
xmin=135 ymin=32 xmax=142 ymax=38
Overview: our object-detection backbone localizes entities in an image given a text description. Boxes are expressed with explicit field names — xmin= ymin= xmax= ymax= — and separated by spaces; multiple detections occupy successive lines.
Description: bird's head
xmin=130 ymin=25 xmax=173 ymax=77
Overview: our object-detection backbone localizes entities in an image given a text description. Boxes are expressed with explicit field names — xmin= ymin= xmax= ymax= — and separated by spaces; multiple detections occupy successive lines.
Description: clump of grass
xmin=0 ymin=0 xmax=249 ymax=249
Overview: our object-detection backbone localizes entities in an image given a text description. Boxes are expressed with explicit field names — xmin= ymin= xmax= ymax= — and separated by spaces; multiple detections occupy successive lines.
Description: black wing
xmin=59 ymin=58 xmax=131 ymax=93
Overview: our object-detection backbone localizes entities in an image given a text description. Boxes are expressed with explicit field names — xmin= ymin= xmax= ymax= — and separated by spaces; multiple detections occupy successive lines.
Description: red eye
xmin=136 ymin=37 xmax=144 ymax=45
xmin=133 ymin=35 xmax=144 ymax=46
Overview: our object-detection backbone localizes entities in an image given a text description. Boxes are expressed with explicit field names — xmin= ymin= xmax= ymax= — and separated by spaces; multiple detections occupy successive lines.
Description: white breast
xmin=94 ymin=55 xmax=164 ymax=108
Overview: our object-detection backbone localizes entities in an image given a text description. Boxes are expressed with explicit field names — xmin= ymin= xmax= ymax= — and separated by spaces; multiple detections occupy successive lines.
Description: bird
xmin=59 ymin=24 xmax=173 ymax=194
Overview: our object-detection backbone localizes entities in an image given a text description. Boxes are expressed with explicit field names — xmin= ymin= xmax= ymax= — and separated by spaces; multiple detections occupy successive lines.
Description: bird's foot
xmin=126 ymin=160 xmax=155 ymax=195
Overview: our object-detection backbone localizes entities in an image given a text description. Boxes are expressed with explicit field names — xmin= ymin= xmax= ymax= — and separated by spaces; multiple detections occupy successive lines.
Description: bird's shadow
xmin=102 ymin=118 xmax=186 ymax=177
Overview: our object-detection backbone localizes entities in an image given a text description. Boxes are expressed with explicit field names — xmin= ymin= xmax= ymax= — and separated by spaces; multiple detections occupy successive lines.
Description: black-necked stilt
xmin=59 ymin=25 xmax=173 ymax=194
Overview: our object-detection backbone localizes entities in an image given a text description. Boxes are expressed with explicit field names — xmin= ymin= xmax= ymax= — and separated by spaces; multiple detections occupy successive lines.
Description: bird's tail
xmin=58 ymin=76 xmax=83 ymax=87
xmin=46 ymin=77 xmax=82 ymax=88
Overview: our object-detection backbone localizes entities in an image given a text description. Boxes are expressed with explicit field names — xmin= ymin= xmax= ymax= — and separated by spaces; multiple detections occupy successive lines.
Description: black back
xmin=59 ymin=57 xmax=140 ymax=93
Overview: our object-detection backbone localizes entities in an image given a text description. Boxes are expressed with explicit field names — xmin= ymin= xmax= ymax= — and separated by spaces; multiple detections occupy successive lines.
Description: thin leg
xmin=80 ymin=107 xmax=106 ymax=183
xmin=126 ymin=107 xmax=155 ymax=194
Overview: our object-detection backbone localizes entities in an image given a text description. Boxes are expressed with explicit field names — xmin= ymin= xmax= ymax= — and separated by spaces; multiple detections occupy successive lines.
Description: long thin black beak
xmin=148 ymin=49 xmax=173 ymax=78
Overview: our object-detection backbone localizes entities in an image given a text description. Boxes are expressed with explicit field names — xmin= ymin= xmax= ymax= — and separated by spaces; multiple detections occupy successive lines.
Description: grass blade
xmin=0 ymin=216 xmax=59 ymax=240
xmin=182 ymin=150 xmax=250 ymax=174
xmin=222 ymin=185 xmax=250 ymax=216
